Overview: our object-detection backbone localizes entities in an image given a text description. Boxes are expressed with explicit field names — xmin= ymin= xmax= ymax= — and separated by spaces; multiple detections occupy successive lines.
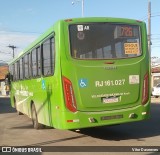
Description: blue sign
xmin=79 ymin=79 xmax=88 ymax=88
xmin=42 ymin=79 xmax=46 ymax=90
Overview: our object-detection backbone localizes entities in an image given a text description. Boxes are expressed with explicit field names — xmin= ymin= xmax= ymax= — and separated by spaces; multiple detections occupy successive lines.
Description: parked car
xmin=152 ymin=83 xmax=160 ymax=98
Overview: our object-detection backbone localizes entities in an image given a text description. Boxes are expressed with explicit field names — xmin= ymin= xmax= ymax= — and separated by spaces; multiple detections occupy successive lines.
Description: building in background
xmin=0 ymin=63 xmax=9 ymax=95
xmin=151 ymin=58 xmax=160 ymax=88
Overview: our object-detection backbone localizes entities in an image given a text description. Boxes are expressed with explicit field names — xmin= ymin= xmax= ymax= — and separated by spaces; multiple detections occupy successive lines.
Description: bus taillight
xmin=62 ymin=76 xmax=77 ymax=112
xmin=142 ymin=73 xmax=149 ymax=105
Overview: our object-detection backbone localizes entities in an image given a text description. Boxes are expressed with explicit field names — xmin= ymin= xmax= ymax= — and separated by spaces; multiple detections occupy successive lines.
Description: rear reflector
xmin=67 ymin=119 xmax=79 ymax=123
xmin=62 ymin=76 xmax=77 ymax=112
xmin=142 ymin=73 xmax=149 ymax=105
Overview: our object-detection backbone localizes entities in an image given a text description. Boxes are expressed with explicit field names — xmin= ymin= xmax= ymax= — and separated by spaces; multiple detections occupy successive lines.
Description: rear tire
xmin=31 ymin=104 xmax=44 ymax=129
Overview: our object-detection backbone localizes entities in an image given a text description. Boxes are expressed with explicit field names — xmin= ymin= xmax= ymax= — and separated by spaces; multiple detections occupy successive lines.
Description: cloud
xmin=0 ymin=31 xmax=38 ymax=62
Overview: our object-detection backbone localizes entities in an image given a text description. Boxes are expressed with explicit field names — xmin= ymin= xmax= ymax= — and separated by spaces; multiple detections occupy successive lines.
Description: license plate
xmin=102 ymin=97 xmax=119 ymax=104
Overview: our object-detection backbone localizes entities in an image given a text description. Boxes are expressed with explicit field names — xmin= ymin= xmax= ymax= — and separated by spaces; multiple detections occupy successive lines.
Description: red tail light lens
xmin=62 ymin=76 xmax=77 ymax=112
xmin=142 ymin=73 xmax=149 ymax=105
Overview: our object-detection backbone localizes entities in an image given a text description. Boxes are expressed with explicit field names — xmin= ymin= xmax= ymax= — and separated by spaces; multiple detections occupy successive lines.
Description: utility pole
xmin=82 ymin=0 xmax=84 ymax=17
xmin=148 ymin=0 xmax=151 ymax=55
xmin=7 ymin=45 xmax=17 ymax=58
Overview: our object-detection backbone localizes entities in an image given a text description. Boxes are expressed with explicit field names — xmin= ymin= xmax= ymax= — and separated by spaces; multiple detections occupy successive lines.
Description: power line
xmin=151 ymin=15 xmax=160 ymax=18
xmin=0 ymin=51 xmax=12 ymax=55
xmin=0 ymin=59 xmax=8 ymax=63
xmin=0 ymin=30 xmax=42 ymax=35
xmin=152 ymin=34 xmax=160 ymax=35
xmin=140 ymin=16 xmax=148 ymax=21
xmin=152 ymin=45 xmax=160 ymax=47
xmin=151 ymin=11 xmax=160 ymax=15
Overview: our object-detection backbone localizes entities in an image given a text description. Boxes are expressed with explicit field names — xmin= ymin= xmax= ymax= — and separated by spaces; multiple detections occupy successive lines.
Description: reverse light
xmin=142 ymin=73 xmax=149 ymax=105
xmin=62 ymin=76 xmax=77 ymax=112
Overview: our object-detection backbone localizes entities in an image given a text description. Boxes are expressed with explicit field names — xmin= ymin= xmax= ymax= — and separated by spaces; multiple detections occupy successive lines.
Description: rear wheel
xmin=31 ymin=104 xmax=44 ymax=129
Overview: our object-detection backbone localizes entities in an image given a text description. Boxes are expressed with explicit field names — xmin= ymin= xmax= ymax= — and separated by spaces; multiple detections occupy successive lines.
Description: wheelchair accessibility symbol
xmin=42 ymin=79 xmax=46 ymax=90
xmin=79 ymin=79 xmax=88 ymax=88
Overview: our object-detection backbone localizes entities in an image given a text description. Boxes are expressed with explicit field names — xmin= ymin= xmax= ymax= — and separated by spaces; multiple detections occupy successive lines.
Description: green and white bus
xmin=8 ymin=17 xmax=150 ymax=130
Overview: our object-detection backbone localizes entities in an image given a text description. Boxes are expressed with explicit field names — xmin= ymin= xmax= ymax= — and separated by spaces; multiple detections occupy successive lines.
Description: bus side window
xmin=50 ymin=37 xmax=55 ymax=74
xmin=14 ymin=62 xmax=18 ymax=81
xmin=12 ymin=64 xmax=15 ymax=81
xmin=20 ymin=58 xmax=24 ymax=80
xmin=28 ymin=53 xmax=32 ymax=78
xmin=24 ymin=54 xmax=29 ymax=79
xmin=37 ymin=47 xmax=41 ymax=76
xmin=42 ymin=37 xmax=55 ymax=76
xmin=32 ymin=49 xmax=37 ymax=77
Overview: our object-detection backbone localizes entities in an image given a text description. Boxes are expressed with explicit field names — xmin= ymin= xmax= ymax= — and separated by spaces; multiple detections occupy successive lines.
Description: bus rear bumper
xmin=60 ymin=102 xmax=150 ymax=130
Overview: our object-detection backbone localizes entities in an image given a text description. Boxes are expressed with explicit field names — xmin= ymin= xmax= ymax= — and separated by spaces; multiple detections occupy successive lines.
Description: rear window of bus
xmin=69 ymin=23 xmax=141 ymax=59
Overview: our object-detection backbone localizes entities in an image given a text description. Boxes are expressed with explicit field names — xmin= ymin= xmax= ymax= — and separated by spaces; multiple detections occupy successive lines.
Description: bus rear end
xmin=60 ymin=18 xmax=150 ymax=129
